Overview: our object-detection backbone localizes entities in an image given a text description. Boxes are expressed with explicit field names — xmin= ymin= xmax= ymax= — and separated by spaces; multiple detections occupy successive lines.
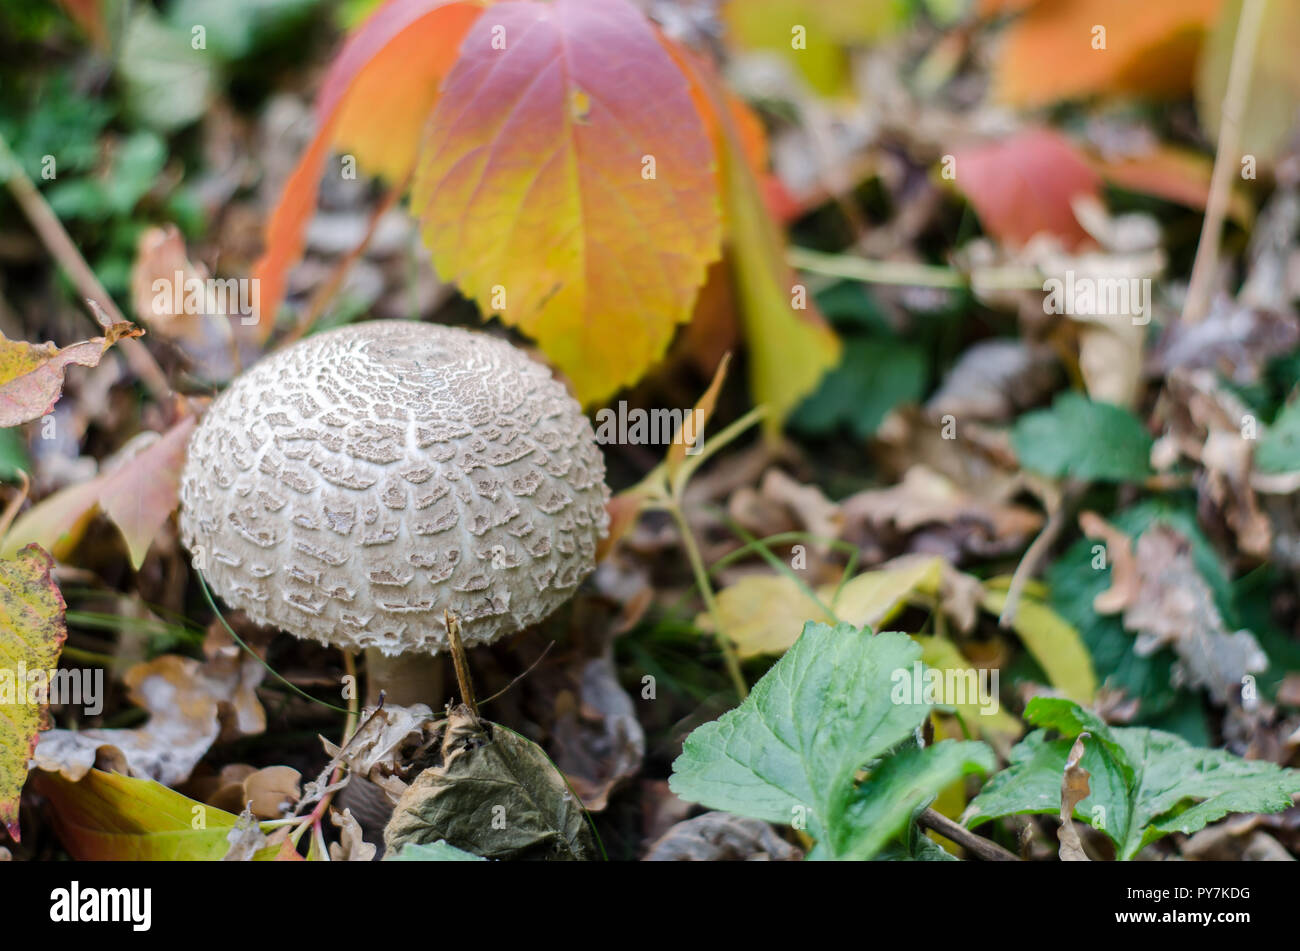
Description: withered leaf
xmin=384 ymin=706 xmax=597 ymax=861
xmin=1123 ymin=525 xmax=1268 ymax=705
xmin=644 ymin=811 xmax=801 ymax=861
xmin=1058 ymin=733 xmax=1091 ymax=862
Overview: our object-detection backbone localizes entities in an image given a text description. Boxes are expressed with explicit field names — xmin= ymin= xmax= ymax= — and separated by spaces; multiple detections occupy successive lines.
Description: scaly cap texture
xmin=180 ymin=321 xmax=609 ymax=655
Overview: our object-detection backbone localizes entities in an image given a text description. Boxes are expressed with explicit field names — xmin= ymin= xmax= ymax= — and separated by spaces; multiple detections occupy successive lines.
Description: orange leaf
xmin=953 ymin=129 xmax=1101 ymax=248
xmin=252 ymin=0 xmax=484 ymax=335
xmin=410 ymin=0 xmax=722 ymax=405
xmin=990 ymin=0 xmax=1224 ymax=107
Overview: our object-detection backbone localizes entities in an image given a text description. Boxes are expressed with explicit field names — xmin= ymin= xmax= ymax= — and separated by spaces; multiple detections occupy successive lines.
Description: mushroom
xmin=179 ymin=320 xmax=610 ymax=705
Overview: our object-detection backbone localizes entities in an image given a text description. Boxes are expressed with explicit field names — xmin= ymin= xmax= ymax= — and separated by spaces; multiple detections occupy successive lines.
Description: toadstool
xmin=179 ymin=320 xmax=610 ymax=705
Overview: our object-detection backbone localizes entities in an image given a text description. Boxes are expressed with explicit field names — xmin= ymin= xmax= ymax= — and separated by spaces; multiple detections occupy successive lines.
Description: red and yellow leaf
xmin=411 ymin=0 xmax=722 ymax=405
xmin=953 ymin=129 xmax=1101 ymax=248
xmin=672 ymin=45 xmax=840 ymax=435
xmin=989 ymin=0 xmax=1223 ymax=107
xmin=252 ymin=0 xmax=484 ymax=334
xmin=0 ymin=314 xmax=143 ymax=428
xmin=0 ymin=544 xmax=67 ymax=842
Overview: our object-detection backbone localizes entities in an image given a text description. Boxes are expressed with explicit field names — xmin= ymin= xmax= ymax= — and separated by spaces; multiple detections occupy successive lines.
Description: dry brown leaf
xmin=329 ymin=807 xmax=377 ymax=862
xmin=644 ymin=811 xmax=801 ymax=861
xmin=1123 ymin=525 xmax=1268 ymax=705
xmin=220 ymin=806 xmax=267 ymax=862
xmin=1058 ymin=732 xmax=1091 ymax=862
xmin=926 ymin=339 xmax=1059 ymax=423
xmin=33 ymin=634 xmax=267 ymax=786
xmin=551 ymin=655 xmax=646 ymax=812
xmin=0 ymin=306 xmax=142 ymax=428
xmin=1078 ymin=510 xmax=1139 ymax=614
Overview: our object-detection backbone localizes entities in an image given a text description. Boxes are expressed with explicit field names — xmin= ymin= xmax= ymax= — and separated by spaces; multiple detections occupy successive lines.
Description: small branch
xmin=918 ymin=808 xmax=1019 ymax=861
xmin=788 ymin=246 xmax=1043 ymax=291
xmin=1183 ymin=0 xmax=1268 ymax=324
xmin=998 ymin=483 xmax=1080 ymax=629
xmin=445 ymin=610 xmax=478 ymax=717
xmin=0 ymin=133 xmax=171 ymax=404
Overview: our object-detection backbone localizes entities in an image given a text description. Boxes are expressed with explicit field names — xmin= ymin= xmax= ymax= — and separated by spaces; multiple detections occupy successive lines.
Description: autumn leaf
xmin=412 ymin=0 xmax=722 ymax=405
xmin=33 ymin=768 xmax=291 ymax=860
xmin=952 ymin=129 xmax=1101 ymax=248
xmin=0 ymin=310 xmax=143 ymax=428
xmin=0 ymin=544 xmax=67 ymax=842
xmin=674 ymin=47 xmax=841 ymax=434
xmin=252 ymin=0 xmax=484 ymax=332
xmin=987 ymin=0 xmax=1224 ymax=107
xmin=2 ymin=416 xmax=196 ymax=568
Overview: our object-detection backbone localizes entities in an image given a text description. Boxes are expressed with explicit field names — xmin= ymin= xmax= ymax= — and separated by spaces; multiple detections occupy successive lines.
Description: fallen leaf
xmin=1123 ymin=524 xmax=1268 ymax=705
xmin=2 ymin=415 xmax=196 ymax=568
xmin=0 ymin=312 xmax=142 ymax=428
xmin=34 ymin=641 xmax=266 ymax=787
xmin=0 ymin=544 xmax=67 ymax=842
xmin=34 ymin=768 xmax=291 ymax=860
xmin=952 ymin=129 xmax=1102 ymax=248
xmin=550 ymin=655 xmax=645 ymax=811
xmin=221 ymin=806 xmax=268 ymax=861
xmin=644 ymin=811 xmax=801 ymax=860
xmin=1078 ymin=510 xmax=1140 ymax=614
xmin=982 ymin=588 xmax=1099 ymax=704
xmin=1058 ymin=732 xmax=1091 ymax=861
xmin=384 ymin=705 xmax=597 ymax=861
xmin=990 ymin=0 xmax=1223 ymax=107
xmin=329 ymin=807 xmax=377 ymax=861
xmin=926 ymin=339 xmax=1060 ymax=423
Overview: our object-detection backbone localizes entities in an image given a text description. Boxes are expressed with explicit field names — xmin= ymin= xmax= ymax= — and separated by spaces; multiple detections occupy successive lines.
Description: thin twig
xmin=918 ymin=808 xmax=1020 ymax=861
xmin=1183 ymin=0 xmax=1268 ymax=324
xmin=445 ymin=610 xmax=479 ymax=717
xmin=0 ymin=132 xmax=172 ymax=404
xmin=998 ymin=483 xmax=1080 ymax=629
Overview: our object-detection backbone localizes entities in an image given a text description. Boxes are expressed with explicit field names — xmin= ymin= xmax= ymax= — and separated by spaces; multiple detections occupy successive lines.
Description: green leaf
xmin=792 ymin=336 xmax=928 ymax=440
xmin=830 ymin=741 xmax=995 ymax=860
xmin=963 ymin=697 xmax=1300 ymax=859
xmin=385 ymin=840 xmax=486 ymax=862
xmin=1011 ymin=392 xmax=1152 ymax=482
xmin=670 ymin=625 xmax=930 ymax=837
xmin=117 ymin=8 xmax=215 ymax=132
xmin=34 ymin=768 xmax=285 ymax=860
xmin=0 ymin=427 xmax=29 ymax=482
xmin=670 ymin=623 xmax=994 ymax=858
xmin=1256 ymin=395 xmax=1300 ymax=474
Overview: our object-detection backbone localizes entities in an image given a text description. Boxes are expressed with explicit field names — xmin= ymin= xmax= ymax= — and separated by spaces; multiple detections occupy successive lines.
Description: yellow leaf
xmin=832 ymin=556 xmax=943 ymax=630
xmin=0 ymin=544 xmax=66 ymax=841
xmin=981 ymin=589 xmax=1098 ymax=703
xmin=913 ymin=635 xmax=1024 ymax=741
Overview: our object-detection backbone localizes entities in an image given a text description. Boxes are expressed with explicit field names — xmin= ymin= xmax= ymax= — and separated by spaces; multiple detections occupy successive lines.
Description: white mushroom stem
xmin=364 ymin=648 xmax=443 ymax=708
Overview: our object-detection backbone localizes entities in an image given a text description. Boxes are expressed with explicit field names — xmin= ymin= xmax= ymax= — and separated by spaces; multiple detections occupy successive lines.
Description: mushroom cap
xmin=179 ymin=321 xmax=609 ymax=656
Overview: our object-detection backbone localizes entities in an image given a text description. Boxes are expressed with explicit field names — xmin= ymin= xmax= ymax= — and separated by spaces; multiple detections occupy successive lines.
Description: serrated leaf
xmin=34 ymin=768 xmax=290 ymax=860
xmin=669 ymin=625 xmax=931 ymax=838
xmin=1011 ymin=391 xmax=1153 ymax=482
xmin=963 ymin=696 xmax=1300 ymax=859
xmin=0 ymin=545 xmax=66 ymax=841
xmin=829 ymin=741 xmax=996 ymax=860
xmin=791 ymin=335 xmax=928 ymax=439
xmin=412 ymin=0 xmax=722 ymax=405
